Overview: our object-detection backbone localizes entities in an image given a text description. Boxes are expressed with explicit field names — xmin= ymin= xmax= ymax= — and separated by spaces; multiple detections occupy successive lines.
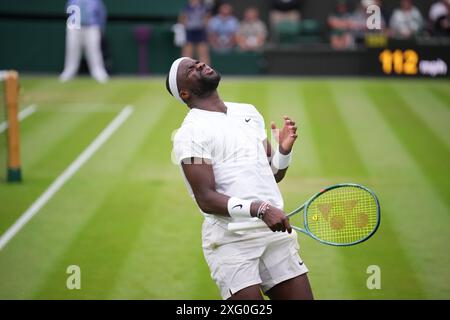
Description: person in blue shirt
xmin=207 ymin=3 xmax=240 ymax=52
xmin=179 ymin=0 xmax=211 ymax=65
xmin=60 ymin=0 xmax=109 ymax=83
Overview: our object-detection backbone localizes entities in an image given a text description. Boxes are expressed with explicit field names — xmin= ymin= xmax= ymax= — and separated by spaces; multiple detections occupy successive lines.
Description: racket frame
xmin=300 ymin=183 xmax=381 ymax=246
xmin=228 ymin=183 xmax=381 ymax=246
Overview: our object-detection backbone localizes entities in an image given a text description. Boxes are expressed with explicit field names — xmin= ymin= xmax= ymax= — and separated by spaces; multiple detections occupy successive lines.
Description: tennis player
xmin=168 ymin=57 xmax=313 ymax=300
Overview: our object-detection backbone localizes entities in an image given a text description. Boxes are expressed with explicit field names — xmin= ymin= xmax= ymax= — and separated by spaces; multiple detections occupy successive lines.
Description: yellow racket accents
xmin=317 ymin=203 xmax=331 ymax=221
xmin=306 ymin=185 xmax=379 ymax=245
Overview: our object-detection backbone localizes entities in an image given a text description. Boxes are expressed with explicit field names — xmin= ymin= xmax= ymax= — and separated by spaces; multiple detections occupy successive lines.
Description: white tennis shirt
xmin=173 ymin=102 xmax=284 ymax=226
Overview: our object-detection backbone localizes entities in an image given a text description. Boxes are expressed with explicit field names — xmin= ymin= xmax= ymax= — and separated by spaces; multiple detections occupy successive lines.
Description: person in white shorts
xmin=60 ymin=0 xmax=109 ymax=83
xmin=167 ymin=57 xmax=313 ymax=300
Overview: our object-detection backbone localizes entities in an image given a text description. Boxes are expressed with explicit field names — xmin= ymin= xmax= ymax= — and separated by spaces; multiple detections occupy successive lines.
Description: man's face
xmin=337 ymin=3 xmax=347 ymax=14
xmin=219 ymin=4 xmax=232 ymax=17
xmin=189 ymin=0 xmax=200 ymax=7
xmin=178 ymin=59 xmax=221 ymax=99
xmin=245 ymin=8 xmax=258 ymax=22
xmin=401 ymin=0 xmax=412 ymax=10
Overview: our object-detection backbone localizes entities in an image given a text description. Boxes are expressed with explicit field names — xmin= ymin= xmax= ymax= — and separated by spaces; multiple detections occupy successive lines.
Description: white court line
xmin=0 ymin=105 xmax=134 ymax=251
xmin=0 ymin=104 xmax=37 ymax=134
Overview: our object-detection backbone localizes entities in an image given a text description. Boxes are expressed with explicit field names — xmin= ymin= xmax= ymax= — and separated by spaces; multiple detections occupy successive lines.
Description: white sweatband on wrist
xmin=271 ymin=149 xmax=292 ymax=171
xmin=227 ymin=197 xmax=253 ymax=219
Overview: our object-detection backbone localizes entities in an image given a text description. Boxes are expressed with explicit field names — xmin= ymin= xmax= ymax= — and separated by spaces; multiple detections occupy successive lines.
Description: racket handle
xmin=228 ymin=220 xmax=268 ymax=232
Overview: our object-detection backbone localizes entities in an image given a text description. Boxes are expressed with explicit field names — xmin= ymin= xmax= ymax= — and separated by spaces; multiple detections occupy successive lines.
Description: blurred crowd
xmin=59 ymin=0 xmax=450 ymax=81
xmin=328 ymin=0 xmax=450 ymax=49
xmin=175 ymin=0 xmax=268 ymax=65
xmin=175 ymin=0 xmax=450 ymax=59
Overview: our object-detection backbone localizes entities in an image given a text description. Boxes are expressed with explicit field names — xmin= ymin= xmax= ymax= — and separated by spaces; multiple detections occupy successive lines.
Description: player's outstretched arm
xmin=181 ymin=157 xmax=291 ymax=232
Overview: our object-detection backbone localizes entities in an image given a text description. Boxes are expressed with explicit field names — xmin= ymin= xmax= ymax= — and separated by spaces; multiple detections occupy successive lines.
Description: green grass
xmin=0 ymin=76 xmax=449 ymax=299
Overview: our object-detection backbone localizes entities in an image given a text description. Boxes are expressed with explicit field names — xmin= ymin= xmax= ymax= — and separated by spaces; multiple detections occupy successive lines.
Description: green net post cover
xmin=7 ymin=167 xmax=22 ymax=182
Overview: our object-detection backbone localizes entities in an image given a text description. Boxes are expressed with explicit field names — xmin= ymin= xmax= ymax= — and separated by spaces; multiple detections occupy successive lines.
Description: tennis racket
xmin=228 ymin=183 xmax=380 ymax=246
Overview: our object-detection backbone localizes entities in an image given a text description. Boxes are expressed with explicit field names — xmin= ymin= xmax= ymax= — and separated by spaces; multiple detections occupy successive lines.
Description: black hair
xmin=165 ymin=74 xmax=173 ymax=96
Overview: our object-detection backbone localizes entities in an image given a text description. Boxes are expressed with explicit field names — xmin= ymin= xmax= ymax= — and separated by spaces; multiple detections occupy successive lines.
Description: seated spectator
xmin=328 ymin=0 xmax=354 ymax=50
xmin=350 ymin=0 xmax=386 ymax=43
xmin=389 ymin=0 xmax=424 ymax=39
xmin=237 ymin=7 xmax=268 ymax=51
xmin=270 ymin=0 xmax=302 ymax=41
xmin=429 ymin=0 xmax=450 ymax=36
xmin=207 ymin=3 xmax=240 ymax=52
xmin=179 ymin=0 xmax=211 ymax=65
xmin=379 ymin=0 xmax=390 ymax=22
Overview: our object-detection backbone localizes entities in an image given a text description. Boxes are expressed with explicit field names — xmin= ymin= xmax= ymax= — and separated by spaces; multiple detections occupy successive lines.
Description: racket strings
xmin=306 ymin=186 xmax=378 ymax=244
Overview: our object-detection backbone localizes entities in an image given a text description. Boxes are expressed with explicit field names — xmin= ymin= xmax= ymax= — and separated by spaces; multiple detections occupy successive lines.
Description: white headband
xmin=168 ymin=57 xmax=189 ymax=103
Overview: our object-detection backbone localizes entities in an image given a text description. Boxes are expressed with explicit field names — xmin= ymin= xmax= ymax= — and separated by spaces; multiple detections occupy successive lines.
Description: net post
xmin=5 ymin=70 xmax=21 ymax=182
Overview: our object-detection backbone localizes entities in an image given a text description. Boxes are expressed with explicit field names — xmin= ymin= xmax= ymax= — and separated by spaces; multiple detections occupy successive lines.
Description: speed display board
xmin=368 ymin=45 xmax=449 ymax=78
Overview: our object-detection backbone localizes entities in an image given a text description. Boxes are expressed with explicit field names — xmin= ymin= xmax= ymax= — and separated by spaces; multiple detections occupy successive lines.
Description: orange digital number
xmin=404 ymin=50 xmax=419 ymax=75
xmin=379 ymin=49 xmax=419 ymax=75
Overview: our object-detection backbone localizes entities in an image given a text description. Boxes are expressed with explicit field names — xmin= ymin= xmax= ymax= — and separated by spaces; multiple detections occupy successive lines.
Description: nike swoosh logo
xmin=232 ymin=204 xmax=243 ymax=210
xmin=299 ymin=261 xmax=304 ymax=266
xmin=245 ymin=118 xmax=251 ymax=122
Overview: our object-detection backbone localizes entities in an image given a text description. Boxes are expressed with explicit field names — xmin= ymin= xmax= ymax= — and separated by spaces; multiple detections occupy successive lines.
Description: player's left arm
xmin=263 ymin=116 xmax=298 ymax=183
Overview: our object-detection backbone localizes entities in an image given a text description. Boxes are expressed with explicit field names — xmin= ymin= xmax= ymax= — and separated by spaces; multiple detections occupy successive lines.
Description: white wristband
xmin=271 ymin=149 xmax=292 ymax=171
xmin=227 ymin=197 xmax=253 ymax=219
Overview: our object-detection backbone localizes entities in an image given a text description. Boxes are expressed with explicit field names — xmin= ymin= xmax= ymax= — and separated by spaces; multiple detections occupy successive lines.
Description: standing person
xmin=167 ymin=57 xmax=313 ymax=300
xmin=60 ymin=0 xmax=109 ymax=83
xmin=207 ymin=3 xmax=240 ymax=52
xmin=237 ymin=7 xmax=268 ymax=51
xmin=179 ymin=0 xmax=211 ymax=65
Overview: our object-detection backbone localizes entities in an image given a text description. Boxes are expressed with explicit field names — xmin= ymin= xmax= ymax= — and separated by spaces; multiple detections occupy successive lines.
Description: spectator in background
xmin=328 ymin=0 xmax=354 ymax=50
xmin=270 ymin=0 xmax=302 ymax=37
xmin=60 ymin=0 xmax=109 ymax=83
xmin=429 ymin=0 xmax=450 ymax=36
xmin=350 ymin=0 xmax=386 ymax=43
xmin=237 ymin=7 xmax=268 ymax=51
xmin=179 ymin=0 xmax=211 ymax=65
xmin=377 ymin=0 xmax=390 ymax=23
xmin=389 ymin=0 xmax=424 ymax=39
xmin=207 ymin=3 xmax=240 ymax=52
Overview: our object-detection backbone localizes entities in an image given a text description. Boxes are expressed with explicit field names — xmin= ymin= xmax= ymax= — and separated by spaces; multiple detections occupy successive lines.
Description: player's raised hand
xmin=271 ymin=116 xmax=298 ymax=154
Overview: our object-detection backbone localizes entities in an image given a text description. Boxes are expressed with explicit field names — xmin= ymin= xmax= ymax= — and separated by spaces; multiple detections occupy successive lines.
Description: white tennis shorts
xmin=202 ymin=219 xmax=309 ymax=299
